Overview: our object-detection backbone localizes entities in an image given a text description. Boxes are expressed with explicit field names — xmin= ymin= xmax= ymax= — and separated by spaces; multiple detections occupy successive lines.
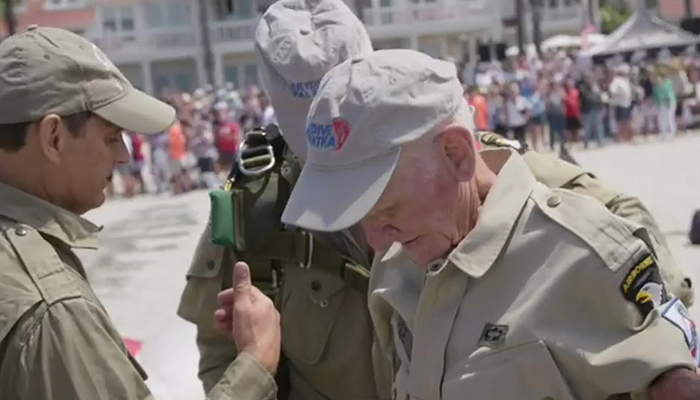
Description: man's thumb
xmin=232 ymin=262 xmax=252 ymax=301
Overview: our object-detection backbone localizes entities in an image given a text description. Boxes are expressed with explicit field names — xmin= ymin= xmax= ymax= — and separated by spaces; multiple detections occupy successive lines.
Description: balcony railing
xmin=209 ymin=18 xmax=259 ymax=44
xmin=362 ymin=0 xmax=488 ymax=27
xmin=88 ymin=18 xmax=260 ymax=61
xmin=88 ymin=26 xmax=200 ymax=55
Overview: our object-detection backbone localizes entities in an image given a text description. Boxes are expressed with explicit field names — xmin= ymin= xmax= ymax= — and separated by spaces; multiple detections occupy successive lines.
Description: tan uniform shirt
xmin=0 ymin=182 xmax=276 ymax=400
xmin=369 ymin=150 xmax=697 ymax=400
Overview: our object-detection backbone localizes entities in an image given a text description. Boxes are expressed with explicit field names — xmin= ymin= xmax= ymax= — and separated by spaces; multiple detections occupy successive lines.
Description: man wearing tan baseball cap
xmin=282 ymin=49 xmax=700 ymax=399
xmin=0 ymin=26 xmax=280 ymax=400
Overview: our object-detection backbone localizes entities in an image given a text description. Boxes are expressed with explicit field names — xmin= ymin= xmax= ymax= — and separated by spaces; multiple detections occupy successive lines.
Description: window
xmin=213 ymin=0 xmax=253 ymax=20
xmin=174 ymin=72 xmax=193 ymax=93
xmin=549 ymin=0 xmax=558 ymax=8
xmin=45 ymin=0 xmax=85 ymax=11
xmin=224 ymin=66 xmax=240 ymax=89
xmin=101 ymin=6 xmax=135 ymax=39
xmin=102 ymin=7 xmax=118 ymax=32
xmin=121 ymin=7 xmax=135 ymax=31
xmin=236 ymin=0 xmax=252 ymax=19
xmin=153 ymin=74 xmax=170 ymax=97
xmin=145 ymin=1 xmax=164 ymax=28
xmin=168 ymin=1 xmax=193 ymax=26
xmin=145 ymin=1 xmax=193 ymax=28
xmin=243 ymin=63 xmax=258 ymax=86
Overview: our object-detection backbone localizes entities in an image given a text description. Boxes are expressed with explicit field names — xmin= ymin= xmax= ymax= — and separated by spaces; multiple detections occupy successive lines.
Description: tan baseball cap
xmin=254 ymin=0 xmax=373 ymax=161
xmin=281 ymin=49 xmax=474 ymax=232
xmin=0 ymin=26 xmax=175 ymax=134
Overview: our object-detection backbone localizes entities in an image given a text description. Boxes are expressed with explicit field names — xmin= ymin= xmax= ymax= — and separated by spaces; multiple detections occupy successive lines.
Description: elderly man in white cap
xmin=281 ymin=49 xmax=700 ymax=400
xmin=176 ymin=1 xmax=387 ymax=400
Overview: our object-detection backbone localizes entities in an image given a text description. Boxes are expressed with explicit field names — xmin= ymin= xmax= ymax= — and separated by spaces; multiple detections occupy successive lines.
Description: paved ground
xmin=79 ymin=191 xmax=211 ymax=399
xmin=77 ymin=133 xmax=700 ymax=398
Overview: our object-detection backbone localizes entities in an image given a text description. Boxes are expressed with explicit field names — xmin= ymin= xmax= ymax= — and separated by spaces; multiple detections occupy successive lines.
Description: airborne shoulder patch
xmin=620 ymin=253 xmax=668 ymax=319
xmin=478 ymin=132 xmax=528 ymax=155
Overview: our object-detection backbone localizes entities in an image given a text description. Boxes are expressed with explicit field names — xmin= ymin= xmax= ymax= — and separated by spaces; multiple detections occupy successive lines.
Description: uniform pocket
xmin=442 ymin=341 xmax=576 ymax=400
xmin=280 ymin=266 xmax=347 ymax=365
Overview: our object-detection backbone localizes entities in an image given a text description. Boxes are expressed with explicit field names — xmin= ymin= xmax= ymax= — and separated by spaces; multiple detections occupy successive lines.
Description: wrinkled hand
xmin=649 ymin=367 xmax=700 ymax=400
xmin=215 ymin=262 xmax=281 ymax=374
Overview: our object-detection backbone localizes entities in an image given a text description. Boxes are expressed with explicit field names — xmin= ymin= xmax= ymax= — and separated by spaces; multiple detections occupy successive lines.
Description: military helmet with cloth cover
xmin=0 ymin=26 xmax=175 ymax=134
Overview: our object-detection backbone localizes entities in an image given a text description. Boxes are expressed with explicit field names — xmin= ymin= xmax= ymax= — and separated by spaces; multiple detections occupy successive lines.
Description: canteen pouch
xmin=231 ymin=171 xmax=290 ymax=253
xmin=209 ymin=189 xmax=236 ymax=247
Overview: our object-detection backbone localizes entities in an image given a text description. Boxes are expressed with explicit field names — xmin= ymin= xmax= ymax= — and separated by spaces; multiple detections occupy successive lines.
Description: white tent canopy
xmin=506 ymin=33 xmax=606 ymax=57
xmin=583 ymin=8 xmax=700 ymax=57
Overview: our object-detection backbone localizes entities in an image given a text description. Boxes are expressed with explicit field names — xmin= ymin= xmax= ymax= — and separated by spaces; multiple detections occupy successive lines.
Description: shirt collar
xmin=0 ymin=181 xmax=100 ymax=249
xmin=448 ymin=149 xmax=536 ymax=278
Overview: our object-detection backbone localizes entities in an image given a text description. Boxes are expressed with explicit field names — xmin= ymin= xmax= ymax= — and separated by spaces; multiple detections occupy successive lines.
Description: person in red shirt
xmin=465 ymin=86 xmax=490 ymax=132
xmin=563 ymin=79 xmax=582 ymax=144
xmin=129 ymin=132 xmax=145 ymax=194
xmin=214 ymin=101 xmax=242 ymax=174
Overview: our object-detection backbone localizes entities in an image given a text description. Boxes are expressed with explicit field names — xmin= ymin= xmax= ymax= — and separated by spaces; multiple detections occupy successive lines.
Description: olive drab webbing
xmin=208 ymin=125 xmax=370 ymax=299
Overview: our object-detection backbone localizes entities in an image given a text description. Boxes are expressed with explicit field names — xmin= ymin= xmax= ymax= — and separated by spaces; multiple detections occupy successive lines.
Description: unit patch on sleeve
xmin=620 ymin=253 xmax=668 ymax=319
xmin=662 ymin=297 xmax=700 ymax=366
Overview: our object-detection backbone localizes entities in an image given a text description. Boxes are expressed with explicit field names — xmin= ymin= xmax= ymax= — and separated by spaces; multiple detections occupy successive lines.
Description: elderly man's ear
xmin=438 ymin=125 xmax=476 ymax=182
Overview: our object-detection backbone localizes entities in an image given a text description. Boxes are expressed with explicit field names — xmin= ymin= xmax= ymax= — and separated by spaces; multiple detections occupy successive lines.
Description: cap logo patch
xmin=332 ymin=118 xmax=351 ymax=150
xmin=289 ymin=80 xmax=320 ymax=99
xmin=307 ymin=118 xmax=351 ymax=151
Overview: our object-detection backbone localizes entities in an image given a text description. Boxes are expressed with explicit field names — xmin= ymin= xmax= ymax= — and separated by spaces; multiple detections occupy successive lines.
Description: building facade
xmin=0 ymin=0 xmax=96 ymax=36
xmin=2 ymin=0 xmax=596 ymax=96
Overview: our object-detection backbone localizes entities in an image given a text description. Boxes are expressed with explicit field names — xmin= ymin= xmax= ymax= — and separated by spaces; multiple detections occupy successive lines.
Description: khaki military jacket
xmin=0 ymin=181 xmax=276 ymax=400
xmin=369 ymin=150 xmax=697 ymax=400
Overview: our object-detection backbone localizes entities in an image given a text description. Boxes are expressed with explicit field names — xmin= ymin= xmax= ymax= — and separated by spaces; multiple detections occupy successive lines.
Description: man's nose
xmin=115 ymin=135 xmax=130 ymax=164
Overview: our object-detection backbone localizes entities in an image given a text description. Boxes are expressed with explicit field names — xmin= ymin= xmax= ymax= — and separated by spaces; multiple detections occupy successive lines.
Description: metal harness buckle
xmin=236 ymin=129 xmax=276 ymax=177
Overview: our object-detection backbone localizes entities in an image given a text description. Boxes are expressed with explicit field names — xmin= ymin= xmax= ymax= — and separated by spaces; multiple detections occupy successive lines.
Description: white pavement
xmin=77 ymin=134 xmax=700 ymax=398
xmin=80 ymin=190 xmax=211 ymax=400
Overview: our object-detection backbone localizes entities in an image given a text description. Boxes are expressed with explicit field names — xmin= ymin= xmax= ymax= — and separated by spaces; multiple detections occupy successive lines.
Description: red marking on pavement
xmin=123 ymin=338 xmax=143 ymax=357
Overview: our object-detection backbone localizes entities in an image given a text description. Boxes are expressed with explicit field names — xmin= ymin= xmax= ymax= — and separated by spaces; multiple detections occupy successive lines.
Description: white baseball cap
xmin=281 ymin=49 xmax=474 ymax=232
xmin=254 ymin=0 xmax=373 ymax=162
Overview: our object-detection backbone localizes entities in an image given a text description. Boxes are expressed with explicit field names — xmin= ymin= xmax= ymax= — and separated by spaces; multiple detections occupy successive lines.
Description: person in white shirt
xmin=260 ymin=94 xmax=277 ymax=127
xmin=608 ymin=64 xmax=634 ymax=142
xmin=504 ymin=82 xmax=531 ymax=147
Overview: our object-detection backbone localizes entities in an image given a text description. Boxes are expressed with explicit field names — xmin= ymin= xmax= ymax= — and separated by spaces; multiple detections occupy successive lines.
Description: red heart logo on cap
xmin=332 ymin=118 xmax=351 ymax=150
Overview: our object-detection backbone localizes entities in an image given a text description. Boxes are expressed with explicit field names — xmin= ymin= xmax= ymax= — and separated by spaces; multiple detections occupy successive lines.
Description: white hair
xmin=396 ymin=101 xmax=474 ymax=181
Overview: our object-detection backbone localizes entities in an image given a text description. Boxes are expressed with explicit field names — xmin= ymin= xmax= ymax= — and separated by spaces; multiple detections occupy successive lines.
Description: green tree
xmin=600 ymin=2 xmax=632 ymax=34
